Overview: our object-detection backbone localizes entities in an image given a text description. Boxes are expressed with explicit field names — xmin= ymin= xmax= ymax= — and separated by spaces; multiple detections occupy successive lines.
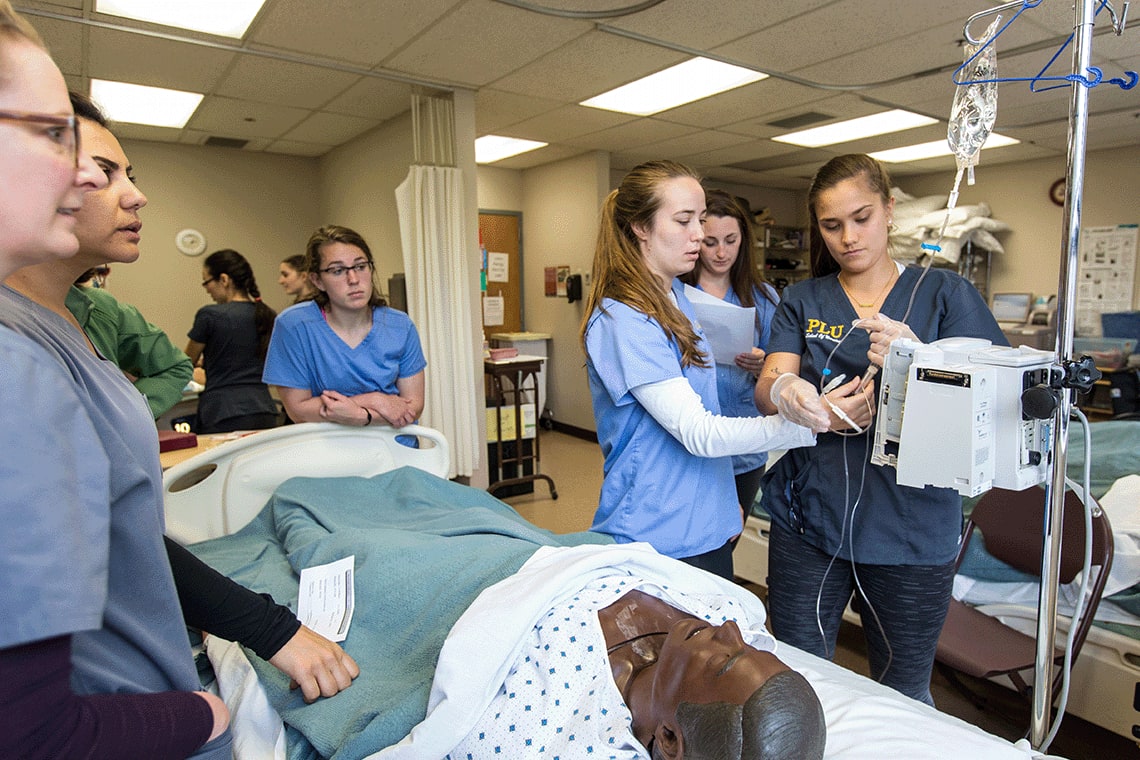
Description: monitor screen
xmin=991 ymin=292 xmax=1032 ymax=323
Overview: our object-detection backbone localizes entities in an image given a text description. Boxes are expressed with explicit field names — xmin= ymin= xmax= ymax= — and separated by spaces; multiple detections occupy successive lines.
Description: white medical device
xmin=871 ymin=337 xmax=1055 ymax=496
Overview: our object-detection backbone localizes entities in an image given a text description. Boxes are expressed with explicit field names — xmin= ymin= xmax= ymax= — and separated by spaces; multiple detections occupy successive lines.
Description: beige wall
xmin=316 ymin=112 xmax=416 ymax=289
xmin=477 ymin=165 xmax=524 ymax=212
xmin=901 ymin=145 xmax=1140 ymax=309
xmin=520 ymin=151 xmax=611 ymax=431
xmin=105 ymin=140 xmax=321 ymax=342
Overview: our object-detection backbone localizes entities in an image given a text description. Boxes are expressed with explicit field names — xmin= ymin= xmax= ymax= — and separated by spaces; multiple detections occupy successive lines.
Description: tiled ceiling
xmin=18 ymin=0 xmax=1140 ymax=189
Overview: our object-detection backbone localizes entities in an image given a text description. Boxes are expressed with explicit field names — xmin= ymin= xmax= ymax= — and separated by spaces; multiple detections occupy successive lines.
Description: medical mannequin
xmin=598 ymin=590 xmax=825 ymax=759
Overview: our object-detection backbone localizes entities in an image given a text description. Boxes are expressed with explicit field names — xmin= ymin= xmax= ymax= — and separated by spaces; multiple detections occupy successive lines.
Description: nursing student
xmin=755 ymin=153 xmax=1007 ymax=705
xmin=0 ymin=4 xmax=230 ymax=756
xmin=263 ymin=224 xmax=425 ymax=430
xmin=580 ymin=160 xmax=825 ymax=581
xmin=680 ymin=189 xmax=780 ymax=513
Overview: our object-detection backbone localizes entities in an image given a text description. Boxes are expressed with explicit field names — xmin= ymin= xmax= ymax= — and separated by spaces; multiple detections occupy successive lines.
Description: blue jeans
xmin=766 ymin=521 xmax=955 ymax=706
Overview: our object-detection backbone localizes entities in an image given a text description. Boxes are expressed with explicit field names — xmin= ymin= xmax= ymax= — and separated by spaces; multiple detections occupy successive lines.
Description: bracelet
xmin=363 ymin=408 xmax=372 ymax=426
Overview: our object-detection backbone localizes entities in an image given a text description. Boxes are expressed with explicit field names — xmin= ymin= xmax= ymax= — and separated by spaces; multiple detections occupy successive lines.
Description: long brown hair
xmin=680 ymin=189 xmax=777 ymax=308
xmin=579 ymin=160 xmax=709 ymax=368
xmin=807 ymin=154 xmax=894 ymax=278
xmin=203 ymin=249 xmax=277 ymax=360
xmin=303 ymin=225 xmax=386 ymax=310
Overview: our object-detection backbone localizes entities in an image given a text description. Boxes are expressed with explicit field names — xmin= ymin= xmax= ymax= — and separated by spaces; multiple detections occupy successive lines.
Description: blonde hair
xmin=0 ymin=1 xmax=44 ymax=51
xmin=579 ymin=160 xmax=709 ymax=368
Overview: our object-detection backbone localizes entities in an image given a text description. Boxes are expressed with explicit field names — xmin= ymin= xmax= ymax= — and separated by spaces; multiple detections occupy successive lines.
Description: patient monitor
xmin=871 ymin=337 xmax=1054 ymax=496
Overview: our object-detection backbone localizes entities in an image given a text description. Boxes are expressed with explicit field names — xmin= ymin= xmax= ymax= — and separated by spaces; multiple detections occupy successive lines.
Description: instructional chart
xmin=1076 ymin=224 xmax=1136 ymax=336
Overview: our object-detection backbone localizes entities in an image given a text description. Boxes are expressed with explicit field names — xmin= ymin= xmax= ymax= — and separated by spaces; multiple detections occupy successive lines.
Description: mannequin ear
xmin=653 ymin=722 xmax=683 ymax=760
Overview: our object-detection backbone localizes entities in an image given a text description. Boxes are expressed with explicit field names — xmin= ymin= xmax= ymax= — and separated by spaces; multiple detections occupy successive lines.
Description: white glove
xmin=770 ymin=373 xmax=830 ymax=433
xmin=858 ymin=313 xmax=919 ymax=368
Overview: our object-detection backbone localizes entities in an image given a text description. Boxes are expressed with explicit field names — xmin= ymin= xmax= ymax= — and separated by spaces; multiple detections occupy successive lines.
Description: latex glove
xmin=770 ymin=373 xmax=830 ymax=433
xmin=268 ymin=625 xmax=361 ymax=703
xmin=857 ymin=313 xmax=919 ymax=368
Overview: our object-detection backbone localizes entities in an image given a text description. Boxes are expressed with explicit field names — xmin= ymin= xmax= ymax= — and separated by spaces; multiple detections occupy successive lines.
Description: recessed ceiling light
xmin=95 ymin=0 xmax=267 ymax=38
xmin=869 ymin=133 xmax=1020 ymax=163
xmin=580 ymin=57 xmax=768 ymax=117
xmin=90 ymin=79 xmax=204 ymax=129
xmin=475 ymin=135 xmax=548 ymax=164
xmin=772 ymin=110 xmax=937 ymax=148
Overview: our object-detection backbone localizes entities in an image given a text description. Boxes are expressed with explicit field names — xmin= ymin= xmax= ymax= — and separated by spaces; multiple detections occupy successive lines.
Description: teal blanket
xmin=189 ymin=467 xmax=611 ymax=760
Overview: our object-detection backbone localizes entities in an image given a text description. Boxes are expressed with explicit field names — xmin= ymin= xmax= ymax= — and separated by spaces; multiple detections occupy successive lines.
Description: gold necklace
xmin=838 ymin=269 xmax=897 ymax=309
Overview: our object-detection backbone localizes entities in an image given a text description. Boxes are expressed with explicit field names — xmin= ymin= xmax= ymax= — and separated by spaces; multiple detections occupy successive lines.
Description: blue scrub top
xmin=263 ymin=301 xmax=426 ymax=395
xmin=696 ymin=282 xmax=779 ymax=476
xmin=760 ymin=265 xmax=1008 ymax=565
xmin=584 ymin=279 xmax=739 ymax=559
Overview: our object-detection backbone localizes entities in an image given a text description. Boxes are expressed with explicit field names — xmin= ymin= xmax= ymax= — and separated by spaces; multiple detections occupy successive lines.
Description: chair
xmin=935 ymin=486 xmax=1114 ymax=717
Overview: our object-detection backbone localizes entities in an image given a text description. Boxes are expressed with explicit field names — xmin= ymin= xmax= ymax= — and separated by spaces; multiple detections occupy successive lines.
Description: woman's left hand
xmin=823 ymin=376 xmax=876 ymax=432
xmin=318 ymin=390 xmax=367 ymax=425
xmin=268 ymin=625 xmax=361 ymax=703
xmin=857 ymin=313 xmax=918 ymax=368
xmin=734 ymin=347 xmax=766 ymax=377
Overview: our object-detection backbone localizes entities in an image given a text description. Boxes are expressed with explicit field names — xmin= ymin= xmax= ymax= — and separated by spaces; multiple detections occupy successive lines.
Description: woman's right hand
xmin=194 ymin=691 xmax=230 ymax=743
xmin=823 ymin=377 xmax=876 ymax=432
xmin=770 ymin=373 xmax=830 ymax=433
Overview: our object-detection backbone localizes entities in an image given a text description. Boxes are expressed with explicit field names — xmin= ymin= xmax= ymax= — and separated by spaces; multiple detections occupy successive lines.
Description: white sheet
xmin=213 ymin=541 xmax=1045 ymax=759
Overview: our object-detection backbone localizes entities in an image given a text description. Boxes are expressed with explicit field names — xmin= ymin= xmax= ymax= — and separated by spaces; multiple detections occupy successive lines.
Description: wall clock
xmin=1049 ymin=178 xmax=1066 ymax=207
xmin=176 ymin=228 xmax=207 ymax=256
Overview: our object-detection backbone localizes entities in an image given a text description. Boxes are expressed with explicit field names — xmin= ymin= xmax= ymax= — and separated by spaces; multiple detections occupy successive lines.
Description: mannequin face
xmin=628 ymin=617 xmax=788 ymax=750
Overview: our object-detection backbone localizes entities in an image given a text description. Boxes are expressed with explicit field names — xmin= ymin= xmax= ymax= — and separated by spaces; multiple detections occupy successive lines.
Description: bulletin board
xmin=1075 ymin=224 xmax=1137 ymax=336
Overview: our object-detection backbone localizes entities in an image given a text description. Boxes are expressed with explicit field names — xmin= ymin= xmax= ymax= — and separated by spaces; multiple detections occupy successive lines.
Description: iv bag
xmin=948 ymin=18 xmax=999 ymax=180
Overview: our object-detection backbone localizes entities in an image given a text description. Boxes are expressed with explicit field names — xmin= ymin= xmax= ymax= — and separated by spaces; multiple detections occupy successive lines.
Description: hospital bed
xmin=164 ymin=422 xmax=1049 ymax=760
xmin=735 ymin=419 xmax=1140 ymax=745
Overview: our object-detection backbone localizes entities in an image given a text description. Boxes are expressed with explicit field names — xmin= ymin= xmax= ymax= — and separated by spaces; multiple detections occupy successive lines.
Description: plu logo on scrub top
xmin=805 ymin=319 xmax=846 ymax=343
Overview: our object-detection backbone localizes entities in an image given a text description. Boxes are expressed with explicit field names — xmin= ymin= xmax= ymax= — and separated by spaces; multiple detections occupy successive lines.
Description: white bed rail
xmin=163 ymin=423 xmax=450 ymax=544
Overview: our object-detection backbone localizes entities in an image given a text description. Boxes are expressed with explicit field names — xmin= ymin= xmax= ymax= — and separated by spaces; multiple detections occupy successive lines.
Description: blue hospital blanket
xmin=188 ymin=467 xmax=611 ymax=760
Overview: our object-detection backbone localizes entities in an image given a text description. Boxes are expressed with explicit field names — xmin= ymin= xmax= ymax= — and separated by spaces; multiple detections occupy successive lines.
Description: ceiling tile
xmin=24 ymin=12 xmax=85 ymax=75
xmin=322 ymin=77 xmax=414 ymax=120
xmin=187 ymin=96 xmax=310 ymax=139
xmin=475 ymin=88 xmax=564 ymax=134
xmin=561 ymin=118 xmax=697 ymax=153
xmin=603 ymin=0 xmax=829 ymax=50
xmin=214 ymin=55 xmax=361 ymax=110
xmin=487 ymin=143 xmax=589 ymax=170
xmin=87 ymin=26 xmax=236 ymax=92
xmin=652 ymin=79 xmax=828 ymax=131
xmin=502 ymin=104 xmax=636 ymax=143
xmin=112 ymin=122 xmax=182 ymax=143
xmin=489 ymin=30 xmax=683 ymax=102
xmin=265 ymin=139 xmax=334 ymax=157
xmin=280 ymin=110 xmax=378 ymax=144
xmin=385 ymin=0 xmax=592 ymax=87
xmin=248 ymin=0 xmax=464 ymax=66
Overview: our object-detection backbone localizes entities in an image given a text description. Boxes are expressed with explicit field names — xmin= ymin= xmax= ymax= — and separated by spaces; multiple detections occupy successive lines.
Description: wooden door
xmin=478 ymin=211 xmax=522 ymax=334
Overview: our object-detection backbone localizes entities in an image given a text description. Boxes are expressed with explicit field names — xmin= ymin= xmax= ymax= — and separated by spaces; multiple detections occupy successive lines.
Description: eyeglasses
xmin=318 ymin=261 xmax=374 ymax=278
xmin=0 ymin=110 xmax=80 ymax=167
xmin=201 ymin=277 xmax=217 ymax=288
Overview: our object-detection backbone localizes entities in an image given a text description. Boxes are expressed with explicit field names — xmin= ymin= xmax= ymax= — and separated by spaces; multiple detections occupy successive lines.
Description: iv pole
xmin=1033 ymin=0 xmax=1095 ymax=747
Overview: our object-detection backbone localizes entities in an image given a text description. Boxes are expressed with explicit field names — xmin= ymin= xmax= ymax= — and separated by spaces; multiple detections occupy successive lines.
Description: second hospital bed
xmin=164 ymin=422 xmax=1053 ymax=760
xmin=736 ymin=419 xmax=1140 ymax=745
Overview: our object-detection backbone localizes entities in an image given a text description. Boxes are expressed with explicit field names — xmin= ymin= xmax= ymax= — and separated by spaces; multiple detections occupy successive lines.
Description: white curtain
xmin=395 ymin=93 xmax=479 ymax=477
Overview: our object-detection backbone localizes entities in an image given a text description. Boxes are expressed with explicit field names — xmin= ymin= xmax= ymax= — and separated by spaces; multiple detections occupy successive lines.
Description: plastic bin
xmin=1101 ymin=311 xmax=1140 ymax=350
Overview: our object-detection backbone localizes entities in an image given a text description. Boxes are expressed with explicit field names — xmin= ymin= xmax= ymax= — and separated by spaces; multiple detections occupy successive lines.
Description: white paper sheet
xmin=296 ymin=555 xmax=356 ymax=643
xmin=683 ymin=284 xmax=755 ymax=365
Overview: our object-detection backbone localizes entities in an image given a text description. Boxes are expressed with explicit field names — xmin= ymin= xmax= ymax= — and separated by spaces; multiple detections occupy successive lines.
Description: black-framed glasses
xmin=0 ymin=110 xmax=80 ymax=167
xmin=318 ymin=261 xmax=374 ymax=278
xmin=201 ymin=277 xmax=217 ymax=288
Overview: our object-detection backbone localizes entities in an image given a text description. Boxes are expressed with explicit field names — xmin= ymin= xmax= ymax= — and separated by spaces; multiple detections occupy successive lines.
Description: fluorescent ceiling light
xmin=772 ymin=109 xmax=937 ymax=148
xmin=580 ymin=57 xmax=768 ymax=116
xmin=95 ymin=0 xmax=267 ymax=38
xmin=869 ymin=133 xmax=1020 ymax=163
xmin=475 ymin=135 xmax=548 ymax=164
xmin=90 ymin=79 xmax=204 ymax=129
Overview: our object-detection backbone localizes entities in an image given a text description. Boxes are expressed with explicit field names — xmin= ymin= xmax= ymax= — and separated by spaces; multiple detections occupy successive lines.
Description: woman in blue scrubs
xmin=579 ymin=161 xmax=824 ymax=580
xmin=680 ymin=189 xmax=780 ymax=514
